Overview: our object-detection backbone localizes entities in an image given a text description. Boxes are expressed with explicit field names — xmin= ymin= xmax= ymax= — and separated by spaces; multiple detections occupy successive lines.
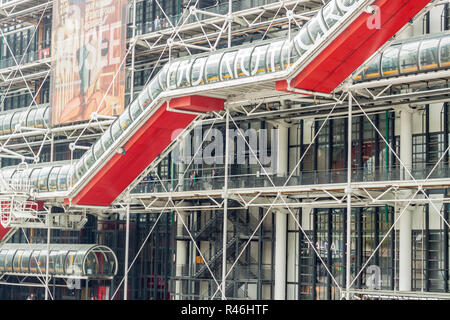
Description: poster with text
xmin=51 ymin=0 xmax=127 ymax=125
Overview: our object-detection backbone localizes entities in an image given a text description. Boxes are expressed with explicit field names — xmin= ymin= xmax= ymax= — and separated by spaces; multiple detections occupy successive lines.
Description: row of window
xmin=2 ymin=87 xmax=50 ymax=112
xmin=129 ymin=0 xmax=281 ymax=36
xmin=0 ymin=18 xmax=51 ymax=69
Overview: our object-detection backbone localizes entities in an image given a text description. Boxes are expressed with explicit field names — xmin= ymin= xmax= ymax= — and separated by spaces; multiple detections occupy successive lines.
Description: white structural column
xmin=175 ymin=211 xmax=188 ymax=300
xmin=44 ymin=210 xmax=51 ymax=300
xmin=400 ymin=107 xmax=413 ymax=180
xmin=399 ymin=107 xmax=413 ymax=291
xmin=277 ymin=101 xmax=289 ymax=177
xmin=346 ymin=93 xmax=353 ymax=299
xmin=124 ymin=203 xmax=130 ymax=300
xmin=274 ymin=210 xmax=287 ymax=300
xmin=221 ymin=111 xmax=230 ymax=300
xmin=274 ymin=107 xmax=289 ymax=299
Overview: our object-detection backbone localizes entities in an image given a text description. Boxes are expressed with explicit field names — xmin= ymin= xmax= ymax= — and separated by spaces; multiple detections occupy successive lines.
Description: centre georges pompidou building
xmin=0 ymin=0 xmax=450 ymax=301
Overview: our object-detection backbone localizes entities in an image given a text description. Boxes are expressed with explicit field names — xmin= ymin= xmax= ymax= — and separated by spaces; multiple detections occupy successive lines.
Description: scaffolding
xmin=1 ymin=0 xmax=450 ymax=300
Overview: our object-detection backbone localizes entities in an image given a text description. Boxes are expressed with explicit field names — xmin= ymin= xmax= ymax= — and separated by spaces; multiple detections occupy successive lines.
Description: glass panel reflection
xmin=399 ymin=42 xmax=419 ymax=73
xmin=381 ymin=47 xmax=400 ymax=76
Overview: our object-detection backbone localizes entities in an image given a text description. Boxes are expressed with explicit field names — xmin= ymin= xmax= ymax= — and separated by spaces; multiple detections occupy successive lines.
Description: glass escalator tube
xmin=56 ymin=250 xmax=68 ymax=275
xmin=70 ymin=161 xmax=80 ymax=187
xmin=10 ymin=170 xmax=21 ymax=189
xmin=26 ymin=108 xmax=37 ymax=129
xmin=381 ymin=46 xmax=400 ymax=77
xmin=15 ymin=1 xmax=369 ymax=194
xmin=38 ymin=166 xmax=52 ymax=192
xmin=294 ymin=19 xmax=314 ymax=56
xmin=118 ymin=107 xmax=133 ymax=133
xmin=35 ymin=107 xmax=46 ymax=129
xmin=93 ymin=138 xmax=106 ymax=162
xmin=65 ymin=250 xmax=76 ymax=275
xmin=101 ymin=127 xmax=114 ymax=154
xmin=266 ymin=40 xmax=284 ymax=74
xmin=361 ymin=55 xmax=381 ymax=81
xmin=399 ymin=41 xmax=420 ymax=74
xmin=322 ymin=0 xmax=344 ymax=30
xmin=158 ymin=64 xmax=169 ymax=91
xmin=419 ymin=37 xmax=440 ymax=71
xmin=68 ymin=165 xmax=76 ymax=188
xmin=48 ymin=166 xmax=61 ymax=192
xmin=49 ymin=250 xmax=58 ymax=274
xmin=19 ymin=109 xmax=31 ymax=130
xmin=10 ymin=111 xmax=22 ymax=134
xmin=176 ymin=59 xmax=194 ymax=88
xmin=234 ymin=46 xmax=254 ymax=79
xmin=306 ymin=6 xmax=329 ymax=46
xmin=1 ymin=168 xmax=16 ymax=186
xmin=43 ymin=106 xmax=50 ymax=128
xmin=219 ymin=50 xmax=237 ymax=81
xmin=74 ymin=252 xmax=84 ymax=275
xmin=12 ymin=250 xmax=23 ymax=272
xmin=2 ymin=112 xmax=14 ymax=135
xmin=57 ymin=165 xmax=70 ymax=191
xmin=132 ymin=83 xmax=152 ymax=119
xmin=191 ymin=56 xmax=207 ymax=86
xmin=20 ymin=168 xmax=32 ymax=190
xmin=438 ymin=35 xmax=450 ymax=68
xmin=337 ymin=0 xmax=361 ymax=13
xmin=148 ymin=76 xmax=162 ymax=101
xmin=84 ymin=148 xmax=97 ymax=172
xmin=5 ymin=249 xmax=15 ymax=272
xmin=37 ymin=250 xmax=48 ymax=274
xmin=0 ymin=250 xmax=6 ymax=272
xmin=110 ymin=117 xmax=124 ymax=143
xmin=250 ymin=44 xmax=269 ymax=76
xmin=205 ymin=53 xmax=224 ymax=84
xmin=0 ymin=113 xmax=4 ymax=135
xmin=129 ymin=100 xmax=142 ymax=123
xmin=281 ymin=40 xmax=299 ymax=70
xmin=75 ymin=157 xmax=88 ymax=183
xmin=167 ymin=61 xmax=181 ymax=90
xmin=20 ymin=249 xmax=32 ymax=273
xmin=29 ymin=168 xmax=42 ymax=192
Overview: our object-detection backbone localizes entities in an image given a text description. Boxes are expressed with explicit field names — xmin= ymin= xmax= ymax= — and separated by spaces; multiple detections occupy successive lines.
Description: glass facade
xmin=1 ymin=0 xmax=450 ymax=302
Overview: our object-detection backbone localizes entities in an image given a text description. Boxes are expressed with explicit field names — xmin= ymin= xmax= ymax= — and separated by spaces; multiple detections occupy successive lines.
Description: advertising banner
xmin=51 ymin=0 xmax=127 ymax=125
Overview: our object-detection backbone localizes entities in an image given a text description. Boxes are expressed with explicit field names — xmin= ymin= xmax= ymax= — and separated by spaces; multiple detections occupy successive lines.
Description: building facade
xmin=0 ymin=0 xmax=449 ymax=300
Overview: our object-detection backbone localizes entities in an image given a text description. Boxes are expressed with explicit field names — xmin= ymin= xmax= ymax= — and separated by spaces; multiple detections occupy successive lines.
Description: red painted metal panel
xmin=0 ymin=226 xmax=9 ymax=242
xmin=276 ymin=0 xmax=430 ymax=93
xmin=72 ymin=96 xmax=225 ymax=206
xmin=170 ymin=95 xmax=225 ymax=113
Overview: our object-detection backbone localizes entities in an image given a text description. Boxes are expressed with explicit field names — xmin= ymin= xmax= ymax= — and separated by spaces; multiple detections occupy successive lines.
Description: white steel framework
xmin=0 ymin=0 xmax=450 ymax=300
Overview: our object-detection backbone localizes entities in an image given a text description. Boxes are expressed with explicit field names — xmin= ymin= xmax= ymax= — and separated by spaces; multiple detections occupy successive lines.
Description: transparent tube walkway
xmin=0 ymin=243 xmax=117 ymax=279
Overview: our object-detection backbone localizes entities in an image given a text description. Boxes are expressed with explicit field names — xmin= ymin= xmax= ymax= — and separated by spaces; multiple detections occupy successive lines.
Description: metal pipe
xmin=346 ymin=92 xmax=352 ymax=300
xmin=124 ymin=203 xmax=130 ymax=300
xmin=130 ymin=0 xmax=137 ymax=101
xmin=44 ymin=211 xmax=51 ymax=300
xmin=221 ymin=110 xmax=230 ymax=300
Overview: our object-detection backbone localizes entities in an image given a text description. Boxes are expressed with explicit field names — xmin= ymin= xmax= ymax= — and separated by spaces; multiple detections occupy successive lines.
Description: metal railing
xmin=132 ymin=164 xmax=450 ymax=195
